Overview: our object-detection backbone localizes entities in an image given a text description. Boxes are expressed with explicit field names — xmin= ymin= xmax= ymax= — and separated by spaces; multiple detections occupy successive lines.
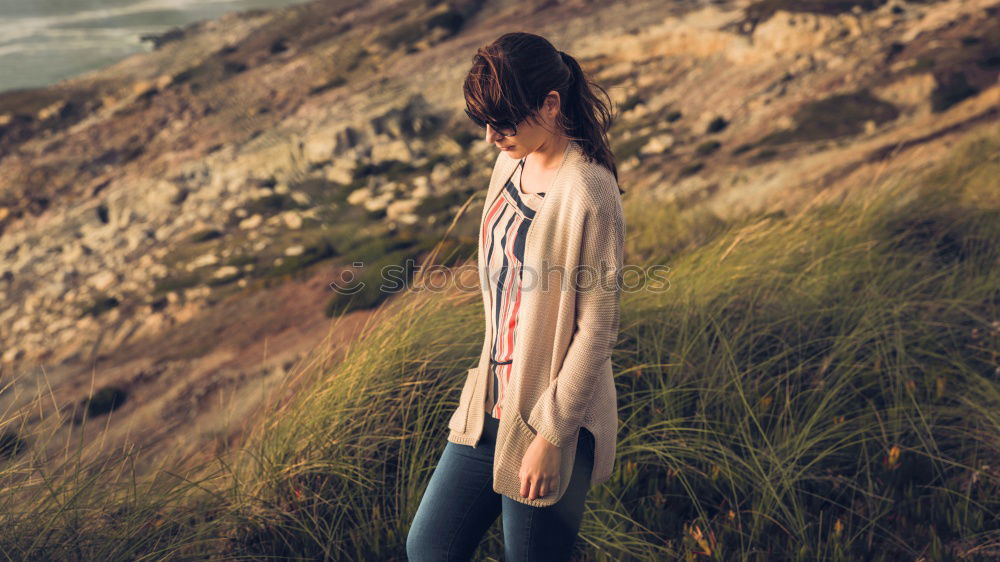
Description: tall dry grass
xmin=1 ymin=129 xmax=998 ymax=560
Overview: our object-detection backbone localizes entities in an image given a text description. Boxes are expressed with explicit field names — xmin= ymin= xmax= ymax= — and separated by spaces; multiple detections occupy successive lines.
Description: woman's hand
xmin=519 ymin=434 xmax=562 ymax=500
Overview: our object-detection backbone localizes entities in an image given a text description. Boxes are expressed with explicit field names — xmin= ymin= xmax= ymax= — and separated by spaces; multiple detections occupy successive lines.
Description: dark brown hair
xmin=463 ymin=32 xmax=623 ymax=194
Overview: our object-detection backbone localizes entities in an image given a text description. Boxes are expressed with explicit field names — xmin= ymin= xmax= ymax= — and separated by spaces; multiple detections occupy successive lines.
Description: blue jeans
xmin=407 ymin=414 xmax=595 ymax=561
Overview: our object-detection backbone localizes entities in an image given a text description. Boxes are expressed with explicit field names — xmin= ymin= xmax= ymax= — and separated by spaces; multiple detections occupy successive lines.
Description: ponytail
xmin=556 ymin=50 xmax=623 ymax=195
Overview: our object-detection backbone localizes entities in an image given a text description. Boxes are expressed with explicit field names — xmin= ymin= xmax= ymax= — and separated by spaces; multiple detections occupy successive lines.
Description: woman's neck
xmin=525 ymin=135 xmax=570 ymax=172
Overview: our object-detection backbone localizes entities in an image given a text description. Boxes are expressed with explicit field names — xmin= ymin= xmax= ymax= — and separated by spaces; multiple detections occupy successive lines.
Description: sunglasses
xmin=465 ymin=108 xmax=521 ymax=137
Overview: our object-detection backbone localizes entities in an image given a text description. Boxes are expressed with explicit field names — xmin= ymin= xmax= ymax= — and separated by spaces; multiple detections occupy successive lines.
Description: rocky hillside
xmin=0 ymin=0 xmax=997 ymax=470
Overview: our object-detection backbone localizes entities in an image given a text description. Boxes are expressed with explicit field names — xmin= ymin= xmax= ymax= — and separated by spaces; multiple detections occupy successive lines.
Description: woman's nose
xmin=485 ymin=125 xmax=503 ymax=143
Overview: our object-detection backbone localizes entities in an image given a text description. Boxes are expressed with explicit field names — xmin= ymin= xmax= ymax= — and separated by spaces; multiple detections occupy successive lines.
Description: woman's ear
xmin=544 ymin=90 xmax=561 ymax=117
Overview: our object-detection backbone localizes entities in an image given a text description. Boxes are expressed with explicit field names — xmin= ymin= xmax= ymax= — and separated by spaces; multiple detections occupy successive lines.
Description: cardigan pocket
xmin=448 ymin=368 xmax=480 ymax=433
xmin=496 ymin=411 xmax=579 ymax=507
xmin=510 ymin=411 xmax=538 ymax=449
xmin=495 ymin=413 xmax=538 ymax=494
xmin=496 ymin=409 xmax=535 ymax=470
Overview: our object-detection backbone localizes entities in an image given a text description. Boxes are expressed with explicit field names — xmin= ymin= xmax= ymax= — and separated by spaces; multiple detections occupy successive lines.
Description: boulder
xmin=89 ymin=270 xmax=118 ymax=292
xmin=347 ymin=187 xmax=373 ymax=206
xmin=386 ymin=198 xmax=421 ymax=220
xmin=371 ymin=139 xmax=413 ymax=163
xmin=187 ymin=252 xmax=219 ymax=271
xmin=239 ymin=214 xmax=263 ymax=230
xmin=213 ymin=265 xmax=240 ymax=279
xmin=364 ymin=191 xmax=394 ymax=212
xmin=303 ymin=130 xmax=337 ymax=164
xmin=640 ymin=134 xmax=675 ymax=155
xmin=282 ymin=211 xmax=303 ymax=229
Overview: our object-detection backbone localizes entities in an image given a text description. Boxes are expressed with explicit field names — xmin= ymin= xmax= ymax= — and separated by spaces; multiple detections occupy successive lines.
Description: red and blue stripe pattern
xmin=482 ymin=158 xmax=546 ymax=419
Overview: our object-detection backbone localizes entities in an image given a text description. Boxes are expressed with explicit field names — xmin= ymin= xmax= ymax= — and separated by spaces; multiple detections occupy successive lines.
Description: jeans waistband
xmin=474 ymin=413 xmax=499 ymax=449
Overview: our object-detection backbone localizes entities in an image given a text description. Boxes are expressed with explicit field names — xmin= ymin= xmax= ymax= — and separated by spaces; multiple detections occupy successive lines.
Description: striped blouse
xmin=483 ymin=157 xmax=546 ymax=420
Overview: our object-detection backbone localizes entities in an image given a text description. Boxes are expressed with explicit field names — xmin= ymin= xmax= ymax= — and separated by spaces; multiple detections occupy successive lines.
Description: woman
xmin=407 ymin=32 xmax=625 ymax=561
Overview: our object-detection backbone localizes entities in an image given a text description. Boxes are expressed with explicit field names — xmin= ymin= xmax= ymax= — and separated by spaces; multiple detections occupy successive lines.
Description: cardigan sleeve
xmin=527 ymin=200 xmax=624 ymax=448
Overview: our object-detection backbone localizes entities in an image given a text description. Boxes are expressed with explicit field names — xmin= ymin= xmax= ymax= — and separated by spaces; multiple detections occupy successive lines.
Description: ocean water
xmin=0 ymin=0 xmax=311 ymax=94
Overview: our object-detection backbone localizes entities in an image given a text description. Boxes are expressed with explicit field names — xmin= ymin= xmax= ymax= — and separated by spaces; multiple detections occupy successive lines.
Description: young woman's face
xmin=485 ymin=90 xmax=562 ymax=158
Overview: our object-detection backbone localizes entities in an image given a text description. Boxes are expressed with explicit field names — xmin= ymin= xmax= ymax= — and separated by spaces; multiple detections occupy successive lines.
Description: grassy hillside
xmin=1 ymin=129 xmax=998 ymax=560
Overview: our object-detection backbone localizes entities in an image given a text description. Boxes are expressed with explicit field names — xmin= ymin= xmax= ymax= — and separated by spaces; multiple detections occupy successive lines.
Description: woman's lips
xmin=500 ymin=145 xmax=514 ymax=151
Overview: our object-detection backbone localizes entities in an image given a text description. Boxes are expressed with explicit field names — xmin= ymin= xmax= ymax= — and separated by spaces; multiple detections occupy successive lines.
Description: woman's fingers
xmin=520 ymin=473 xmax=559 ymax=500
xmin=543 ymin=475 xmax=558 ymax=498
xmin=532 ymin=478 xmax=544 ymax=499
xmin=521 ymin=473 xmax=542 ymax=499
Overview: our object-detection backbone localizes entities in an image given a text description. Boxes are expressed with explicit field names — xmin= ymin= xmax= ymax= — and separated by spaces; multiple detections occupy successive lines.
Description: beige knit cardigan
xmin=446 ymin=139 xmax=625 ymax=507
